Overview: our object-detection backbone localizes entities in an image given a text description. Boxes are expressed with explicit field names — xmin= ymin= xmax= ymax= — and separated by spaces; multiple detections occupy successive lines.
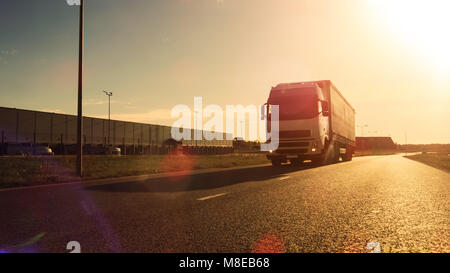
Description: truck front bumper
xmin=267 ymin=149 xmax=323 ymax=161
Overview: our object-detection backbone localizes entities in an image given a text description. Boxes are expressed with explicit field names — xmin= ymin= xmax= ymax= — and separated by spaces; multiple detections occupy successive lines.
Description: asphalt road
xmin=0 ymin=155 xmax=448 ymax=253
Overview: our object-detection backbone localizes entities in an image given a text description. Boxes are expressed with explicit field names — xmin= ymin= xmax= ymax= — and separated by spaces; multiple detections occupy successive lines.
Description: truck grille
xmin=279 ymin=130 xmax=311 ymax=138
xmin=278 ymin=142 xmax=309 ymax=148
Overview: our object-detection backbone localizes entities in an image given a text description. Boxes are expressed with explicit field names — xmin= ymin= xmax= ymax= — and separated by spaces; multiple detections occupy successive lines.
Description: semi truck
xmin=265 ymin=80 xmax=355 ymax=166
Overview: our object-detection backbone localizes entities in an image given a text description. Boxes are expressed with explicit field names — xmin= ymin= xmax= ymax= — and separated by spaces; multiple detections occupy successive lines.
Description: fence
xmin=0 ymin=107 xmax=233 ymax=155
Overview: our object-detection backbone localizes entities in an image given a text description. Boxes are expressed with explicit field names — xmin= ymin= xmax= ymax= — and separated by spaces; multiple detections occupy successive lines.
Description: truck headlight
xmin=269 ymin=150 xmax=273 ymax=153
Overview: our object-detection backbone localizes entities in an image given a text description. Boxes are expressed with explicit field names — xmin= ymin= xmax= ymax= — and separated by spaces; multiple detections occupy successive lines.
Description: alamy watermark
xmin=66 ymin=241 xmax=81 ymax=253
xmin=170 ymin=97 xmax=279 ymax=151
xmin=66 ymin=0 xmax=81 ymax=6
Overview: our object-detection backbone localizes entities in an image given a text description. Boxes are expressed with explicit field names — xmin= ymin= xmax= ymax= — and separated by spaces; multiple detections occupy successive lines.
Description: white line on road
xmin=279 ymin=176 xmax=291 ymax=180
xmin=197 ymin=193 xmax=228 ymax=201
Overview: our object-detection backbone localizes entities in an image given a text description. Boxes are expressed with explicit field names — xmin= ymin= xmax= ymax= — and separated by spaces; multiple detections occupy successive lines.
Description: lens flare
xmin=0 ymin=232 xmax=46 ymax=253
xmin=252 ymin=232 xmax=285 ymax=253
xmin=368 ymin=0 xmax=450 ymax=78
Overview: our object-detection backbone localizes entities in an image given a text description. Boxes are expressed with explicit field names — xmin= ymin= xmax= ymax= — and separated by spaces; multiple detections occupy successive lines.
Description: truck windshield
xmin=268 ymin=88 xmax=318 ymax=120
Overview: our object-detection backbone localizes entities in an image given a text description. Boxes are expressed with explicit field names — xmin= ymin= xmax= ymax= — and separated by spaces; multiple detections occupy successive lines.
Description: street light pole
xmin=76 ymin=0 xmax=84 ymax=177
xmin=103 ymin=91 xmax=113 ymax=145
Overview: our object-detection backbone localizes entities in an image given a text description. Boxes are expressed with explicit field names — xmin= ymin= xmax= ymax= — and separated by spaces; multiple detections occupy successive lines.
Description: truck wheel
xmin=271 ymin=159 xmax=282 ymax=167
xmin=321 ymin=140 xmax=336 ymax=165
xmin=333 ymin=143 xmax=341 ymax=163
xmin=344 ymin=146 xmax=353 ymax=161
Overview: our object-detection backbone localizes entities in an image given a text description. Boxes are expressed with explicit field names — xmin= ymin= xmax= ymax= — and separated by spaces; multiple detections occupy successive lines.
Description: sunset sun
xmin=369 ymin=0 xmax=450 ymax=76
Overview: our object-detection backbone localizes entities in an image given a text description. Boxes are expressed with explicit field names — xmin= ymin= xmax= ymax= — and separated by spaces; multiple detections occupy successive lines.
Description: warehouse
xmin=0 ymin=106 xmax=233 ymax=155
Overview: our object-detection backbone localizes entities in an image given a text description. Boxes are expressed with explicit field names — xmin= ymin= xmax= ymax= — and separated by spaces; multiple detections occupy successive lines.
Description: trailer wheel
xmin=343 ymin=145 xmax=353 ymax=161
xmin=333 ymin=143 xmax=341 ymax=163
xmin=271 ymin=159 xmax=282 ymax=167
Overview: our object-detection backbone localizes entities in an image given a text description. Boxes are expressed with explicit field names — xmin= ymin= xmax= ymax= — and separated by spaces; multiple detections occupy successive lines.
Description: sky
xmin=0 ymin=0 xmax=449 ymax=144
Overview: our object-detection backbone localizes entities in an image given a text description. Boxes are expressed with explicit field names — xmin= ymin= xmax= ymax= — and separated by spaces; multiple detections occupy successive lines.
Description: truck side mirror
xmin=321 ymin=101 xmax=329 ymax=116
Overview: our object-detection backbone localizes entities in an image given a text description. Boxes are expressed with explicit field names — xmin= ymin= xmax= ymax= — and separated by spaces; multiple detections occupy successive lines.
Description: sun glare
xmin=368 ymin=0 xmax=450 ymax=79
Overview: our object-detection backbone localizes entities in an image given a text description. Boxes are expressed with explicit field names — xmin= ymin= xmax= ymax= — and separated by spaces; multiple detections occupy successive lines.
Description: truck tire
xmin=321 ymin=140 xmax=336 ymax=165
xmin=343 ymin=145 xmax=353 ymax=161
xmin=315 ymin=143 xmax=328 ymax=165
xmin=333 ymin=143 xmax=341 ymax=163
xmin=271 ymin=159 xmax=282 ymax=167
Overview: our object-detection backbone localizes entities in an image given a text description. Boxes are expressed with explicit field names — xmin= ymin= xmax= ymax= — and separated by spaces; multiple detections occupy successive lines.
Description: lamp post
xmin=76 ymin=0 xmax=84 ymax=177
xmin=103 ymin=91 xmax=113 ymax=145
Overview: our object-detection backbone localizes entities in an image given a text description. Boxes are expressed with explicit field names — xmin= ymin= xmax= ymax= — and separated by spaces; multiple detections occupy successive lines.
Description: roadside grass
xmin=0 ymin=154 xmax=270 ymax=188
xmin=405 ymin=153 xmax=450 ymax=173
xmin=354 ymin=150 xmax=398 ymax=157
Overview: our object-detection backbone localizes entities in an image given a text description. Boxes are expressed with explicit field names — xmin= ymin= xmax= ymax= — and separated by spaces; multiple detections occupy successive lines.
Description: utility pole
xmin=76 ymin=0 xmax=84 ymax=177
xmin=1 ymin=131 xmax=4 ymax=156
xmin=103 ymin=90 xmax=113 ymax=145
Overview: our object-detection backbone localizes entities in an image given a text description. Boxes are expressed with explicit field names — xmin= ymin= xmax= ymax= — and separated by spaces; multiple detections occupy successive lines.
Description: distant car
xmin=103 ymin=146 xmax=121 ymax=155
xmin=34 ymin=146 xmax=54 ymax=156
xmin=112 ymin=147 xmax=121 ymax=155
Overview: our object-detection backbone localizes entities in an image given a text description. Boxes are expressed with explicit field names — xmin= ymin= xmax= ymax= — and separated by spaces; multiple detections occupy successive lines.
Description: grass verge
xmin=0 ymin=154 xmax=270 ymax=189
xmin=405 ymin=153 xmax=450 ymax=173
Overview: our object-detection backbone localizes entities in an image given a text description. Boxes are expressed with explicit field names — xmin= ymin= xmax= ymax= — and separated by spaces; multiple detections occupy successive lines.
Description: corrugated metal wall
xmin=0 ymin=107 xmax=233 ymax=150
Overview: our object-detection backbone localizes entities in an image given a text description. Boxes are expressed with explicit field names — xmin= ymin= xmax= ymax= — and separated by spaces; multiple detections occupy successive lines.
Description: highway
xmin=0 ymin=155 xmax=448 ymax=253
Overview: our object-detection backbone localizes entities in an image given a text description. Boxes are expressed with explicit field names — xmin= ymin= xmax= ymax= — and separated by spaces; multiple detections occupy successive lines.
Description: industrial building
xmin=355 ymin=137 xmax=397 ymax=153
xmin=0 ymin=106 xmax=233 ymax=155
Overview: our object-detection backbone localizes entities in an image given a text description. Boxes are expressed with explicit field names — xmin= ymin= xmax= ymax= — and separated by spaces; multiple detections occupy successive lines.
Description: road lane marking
xmin=197 ymin=193 xmax=228 ymax=201
xmin=279 ymin=176 xmax=290 ymax=181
